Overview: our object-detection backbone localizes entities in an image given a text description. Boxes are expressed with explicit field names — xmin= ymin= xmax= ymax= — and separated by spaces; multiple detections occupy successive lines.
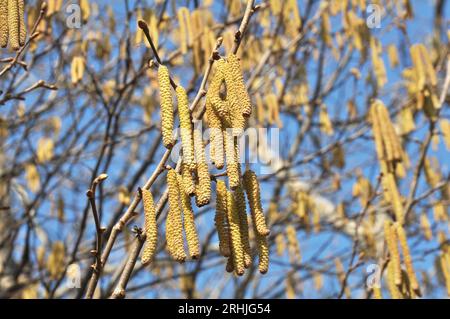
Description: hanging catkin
xmin=243 ymin=170 xmax=270 ymax=236
xmin=224 ymin=132 xmax=240 ymax=189
xmin=141 ymin=189 xmax=157 ymax=265
xmin=223 ymin=57 xmax=247 ymax=133
xmin=384 ymin=220 xmax=402 ymax=286
xmin=176 ymin=173 xmax=200 ymax=259
xmin=395 ymin=222 xmax=421 ymax=296
xmin=226 ymin=54 xmax=252 ymax=117
xmin=209 ymin=60 xmax=230 ymax=120
xmin=0 ymin=0 xmax=8 ymax=48
xmin=226 ymin=190 xmax=245 ymax=276
xmin=387 ymin=260 xmax=401 ymax=299
xmin=158 ymin=65 xmax=175 ymax=148
xmin=166 ymin=169 xmax=186 ymax=263
xmin=205 ymin=99 xmax=224 ymax=169
xmin=176 ymin=85 xmax=195 ymax=171
xmin=193 ymin=125 xmax=211 ymax=207
xmin=286 ymin=225 xmax=301 ymax=264
xmin=181 ymin=163 xmax=196 ymax=196
xmin=18 ymin=0 xmax=25 ymax=46
xmin=215 ymin=180 xmax=231 ymax=257
xmin=234 ymin=185 xmax=252 ymax=268
xmin=253 ymin=221 xmax=269 ymax=274
xmin=8 ymin=0 xmax=19 ymax=50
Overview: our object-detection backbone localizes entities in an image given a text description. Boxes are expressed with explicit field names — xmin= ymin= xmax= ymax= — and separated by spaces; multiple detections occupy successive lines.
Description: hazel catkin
xmin=205 ymin=99 xmax=224 ymax=169
xmin=8 ymin=0 xmax=19 ymax=50
xmin=395 ymin=222 xmax=421 ymax=296
xmin=243 ymin=170 xmax=270 ymax=236
xmin=227 ymin=54 xmax=252 ymax=117
xmin=215 ymin=180 xmax=231 ymax=257
xmin=176 ymin=85 xmax=195 ymax=171
xmin=0 ymin=0 xmax=8 ymax=48
xmin=141 ymin=188 xmax=157 ymax=265
xmin=226 ymin=190 xmax=245 ymax=276
xmin=181 ymin=163 xmax=196 ymax=196
xmin=223 ymin=57 xmax=247 ymax=134
xmin=166 ymin=169 xmax=186 ymax=263
xmin=234 ymin=185 xmax=252 ymax=268
xmin=177 ymin=173 xmax=200 ymax=259
xmin=384 ymin=220 xmax=401 ymax=286
xmin=193 ymin=125 xmax=211 ymax=207
xmin=18 ymin=0 xmax=25 ymax=46
xmin=224 ymin=132 xmax=241 ymax=190
xmin=158 ymin=65 xmax=175 ymax=148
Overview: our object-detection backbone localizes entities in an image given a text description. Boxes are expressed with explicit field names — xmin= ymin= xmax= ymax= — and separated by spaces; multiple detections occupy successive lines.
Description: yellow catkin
xmin=373 ymin=286 xmax=383 ymax=299
xmin=420 ymin=213 xmax=432 ymax=241
xmin=440 ymin=253 xmax=450 ymax=296
xmin=224 ymin=132 xmax=241 ymax=190
xmin=47 ymin=241 xmax=65 ymax=280
xmin=193 ymin=126 xmax=211 ymax=207
xmin=166 ymin=169 xmax=186 ymax=263
xmin=215 ymin=180 xmax=231 ymax=257
xmin=226 ymin=190 xmax=245 ymax=276
xmin=158 ymin=65 xmax=174 ymax=148
xmin=286 ymin=225 xmax=301 ymax=264
xmin=0 ymin=0 xmax=8 ymax=48
xmin=384 ymin=220 xmax=402 ymax=286
xmin=177 ymin=173 xmax=200 ymax=259
xmin=227 ymin=54 xmax=252 ymax=117
xmin=205 ymin=99 xmax=224 ymax=169
xmin=395 ymin=223 xmax=421 ymax=296
xmin=181 ymin=163 xmax=196 ymax=196
xmin=253 ymin=220 xmax=269 ymax=274
xmin=335 ymin=257 xmax=351 ymax=298
xmin=18 ymin=0 xmax=25 ymax=46
xmin=208 ymin=59 xmax=229 ymax=120
xmin=223 ymin=57 xmax=247 ymax=133
xmin=234 ymin=185 xmax=252 ymax=268
xmin=275 ymin=233 xmax=285 ymax=256
xmin=8 ymin=0 xmax=19 ymax=50
xmin=243 ymin=170 xmax=270 ymax=236
xmin=387 ymin=260 xmax=401 ymax=299
xmin=141 ymin=189 xmax=157 ymax=265
xmin=382 ymin=173 xmax=404 ymax=224
xmin=176 ymin=86 xmax=195 ymax=171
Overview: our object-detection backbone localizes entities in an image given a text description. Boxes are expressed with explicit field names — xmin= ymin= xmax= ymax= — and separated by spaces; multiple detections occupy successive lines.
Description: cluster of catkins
xmin=140 ymin=55 xmax=270 ymax=275
xmin=0 ymin=0 xmax=26 ymax=50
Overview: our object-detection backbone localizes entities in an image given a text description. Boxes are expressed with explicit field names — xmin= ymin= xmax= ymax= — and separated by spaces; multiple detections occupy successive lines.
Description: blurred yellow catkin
xmin=234 ymin=186 xmax=252 ymax=268
xmin=0 ymin=0 xmax=8 ymax=48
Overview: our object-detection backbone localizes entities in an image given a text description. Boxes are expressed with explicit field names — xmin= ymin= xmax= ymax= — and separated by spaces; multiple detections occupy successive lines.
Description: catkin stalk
xmin=166 ymin=169 xmax=186 ymax=263
xmin=215 ymin=180 xmax=231 ymax=257
xmin=226 ymin=190 xmax=245 ymax=276
xmin=234 ymin=185 xmax=252 ymax=268
xmin=141 ymin=189 xmax=157 ymax=265
xmin=158 ymin=65 xmax=175 ymax=148
xmin=243 ymin=170 xmax=270 ymax=236
xmin=8 ymin=0 xmax=19 ymax=50
xmin=176 ymin=86 xmax=195 ymax=171
xmin=177 ymin=173 xmax=200 ymax=259
xmin=396 ymin=223 xmax=421 ymax=296
xmin=0 ymin=0 xmax=8 ymax=48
